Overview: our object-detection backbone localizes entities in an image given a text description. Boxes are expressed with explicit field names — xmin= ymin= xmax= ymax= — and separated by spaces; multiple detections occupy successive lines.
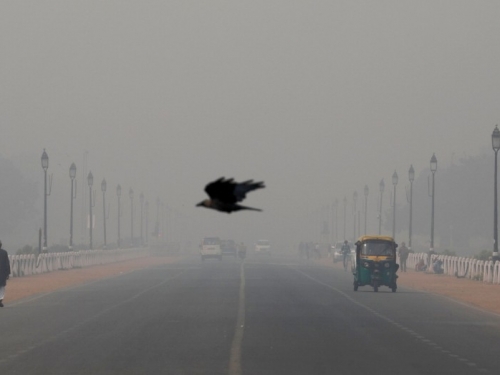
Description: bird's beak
xmin=196 ymin=201 xmax=204 ymax=207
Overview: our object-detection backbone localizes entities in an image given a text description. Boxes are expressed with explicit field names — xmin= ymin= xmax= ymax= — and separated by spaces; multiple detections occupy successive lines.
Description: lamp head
xmin=69 ymin=163 xmax=76 ymax=179
xmin=430 ymin=153 xmax=437 ymax=172
xmin=408 ymin=165 xmax=415 ymax=182
xmin=379 ymin=179 xmax=385 ymax=192
xmin=392 ymin=170 xmax=399 ymax=185
xmin=493 ymin=125 xmax=500 ymax=152
xmin=87 ymin=171 xmax=93 ymax=187
xmin=101 ymin=179 xmax=107 ymax=192
xmin=41 ymin=149 xmax=49 ymax=171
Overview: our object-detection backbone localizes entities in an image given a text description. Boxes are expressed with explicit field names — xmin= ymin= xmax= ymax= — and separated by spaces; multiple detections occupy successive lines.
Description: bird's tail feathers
xmin=236 ymin=204 xmax=262 ymax=212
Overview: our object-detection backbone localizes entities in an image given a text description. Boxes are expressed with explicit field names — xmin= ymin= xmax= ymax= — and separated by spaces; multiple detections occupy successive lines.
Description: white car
xmin=255 ymin=240 xmax=271 ymax=255
xmin=200 ymin=237 xmax=222 ymax=261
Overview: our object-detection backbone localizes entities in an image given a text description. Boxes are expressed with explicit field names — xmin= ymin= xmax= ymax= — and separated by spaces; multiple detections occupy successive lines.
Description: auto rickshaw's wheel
xmin=353 ymin=282 xmax=358 ymax=291
xmin=391 ymin=284 xmax=397 ymax=293
xmin=373 ymin=285 xmax=378 ymax=292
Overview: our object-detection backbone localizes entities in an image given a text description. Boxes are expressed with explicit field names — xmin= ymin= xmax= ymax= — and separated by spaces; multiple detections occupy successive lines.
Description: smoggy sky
xmin=1 ymin=1 xmax=500 ymax=248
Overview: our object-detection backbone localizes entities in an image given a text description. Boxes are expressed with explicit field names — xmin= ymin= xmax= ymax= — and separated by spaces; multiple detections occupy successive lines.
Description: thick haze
xmin=1 ymin=1 xmax=500 ymax=252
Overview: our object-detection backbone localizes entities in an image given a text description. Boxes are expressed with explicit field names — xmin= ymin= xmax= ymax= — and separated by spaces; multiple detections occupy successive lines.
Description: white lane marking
xmin=228 ymin=260 xmax=246 ymax=375
xmin=293 ymin=268 xmax=489 ymax=374
xmin=0 ymin=269 xmax=188 ymax=364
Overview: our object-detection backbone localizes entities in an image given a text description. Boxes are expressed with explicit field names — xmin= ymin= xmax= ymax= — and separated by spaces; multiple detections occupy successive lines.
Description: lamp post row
xmin=41 ymin=150 xmax=151 ymax=250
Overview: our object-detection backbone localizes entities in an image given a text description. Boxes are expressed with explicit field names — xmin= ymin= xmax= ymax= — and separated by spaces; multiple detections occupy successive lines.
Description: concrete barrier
xmin=406 ymin=253 xmax=500 ymax=285
xmin=8 ymin=248 xmax=149 ymax=278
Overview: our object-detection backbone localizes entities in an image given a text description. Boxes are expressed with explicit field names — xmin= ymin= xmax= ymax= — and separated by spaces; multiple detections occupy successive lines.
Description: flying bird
xmin=196 ymin=177 xmax=265 ymax=213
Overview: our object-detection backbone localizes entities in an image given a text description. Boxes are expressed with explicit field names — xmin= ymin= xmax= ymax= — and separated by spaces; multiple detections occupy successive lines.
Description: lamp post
xmin=145 ymin=201 xmax=149 ymax=246
xmin=101 ymin=179 xmax=107 ymax=249
xmin=378 ymin=179 xmax=385 ymax=235
xmin=392 ymin=171 xmax=398 ymax=240
xmin=41 ymin=149 xmax=49 ymax=250
xmin=117 ymin=185 xmax=121 ymax=248
xmin=364 ymin=185 xmax=369 ymax=235
xmin=334 ymin=198 xmax=338 ymax=242
xmin=140 ymin=192 xmax=144 ymax=247
xmin=492 ymin=126 xmax=500 ymax=262
xmin=353 ymin=191 xmax=358 ymax=241
xmin=343 ymin=197 xmax=347 ymax=240
xmin=88 ymin=171 xmax=94 ymax=250
xmin=408 ymin=165 xmax=415 ymax=250
xmin=129 ymin=188 xmax=134 ymax=246
xmin=156 ymin=197 xmax=160 ymax=238
xmin=430 ymin=154 xmax=437 ymax=252
xmin=69 ymin=163 xmax=76 ymax=250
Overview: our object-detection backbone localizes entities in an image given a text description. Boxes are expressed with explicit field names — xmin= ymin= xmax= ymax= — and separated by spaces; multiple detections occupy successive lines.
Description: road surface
xmin=1 ymin=254 xmax=499 ymax=374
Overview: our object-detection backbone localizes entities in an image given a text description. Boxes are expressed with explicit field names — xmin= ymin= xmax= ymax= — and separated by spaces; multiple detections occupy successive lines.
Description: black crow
xmin=196 ymin=177 xmax=265 ymax=213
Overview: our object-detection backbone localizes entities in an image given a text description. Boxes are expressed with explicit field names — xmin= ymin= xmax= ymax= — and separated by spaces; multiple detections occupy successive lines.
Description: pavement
xmin=1 ymin=253 xmax=500 ymax=374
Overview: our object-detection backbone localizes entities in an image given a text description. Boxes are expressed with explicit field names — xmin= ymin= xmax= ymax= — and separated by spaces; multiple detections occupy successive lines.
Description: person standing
xmin=0 ymin=241 xmax=11 ymax=307
xmin=398 ymin=242 xmax=410 ymax=272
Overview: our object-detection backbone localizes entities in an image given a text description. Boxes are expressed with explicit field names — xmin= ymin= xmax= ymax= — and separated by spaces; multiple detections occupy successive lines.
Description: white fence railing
xmin=8 ymin=248 xmax=149 ymax=278
xmin=405 ymin=253 xmax=500 ymax=285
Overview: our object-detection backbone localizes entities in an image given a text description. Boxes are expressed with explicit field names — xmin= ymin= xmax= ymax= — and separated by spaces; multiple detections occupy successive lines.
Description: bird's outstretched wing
xmin=204 ymin=178 xmax=265 ymax=203
xmin=233 ymin=180 xmax=265 ymax=202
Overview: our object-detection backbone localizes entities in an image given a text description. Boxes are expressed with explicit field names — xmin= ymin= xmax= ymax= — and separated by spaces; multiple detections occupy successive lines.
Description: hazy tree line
xmin=0 ymin=156 xmax=39 ymax=250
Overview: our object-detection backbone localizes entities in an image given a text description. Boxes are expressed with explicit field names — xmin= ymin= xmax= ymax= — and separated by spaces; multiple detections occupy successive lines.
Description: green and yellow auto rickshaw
xmin=352 ymin=235 xmax=398 ymax=292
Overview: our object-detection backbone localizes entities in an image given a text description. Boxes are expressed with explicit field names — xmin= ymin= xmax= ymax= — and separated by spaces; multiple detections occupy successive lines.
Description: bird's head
xmin=196 ymin=199 xmax=210 ymax=208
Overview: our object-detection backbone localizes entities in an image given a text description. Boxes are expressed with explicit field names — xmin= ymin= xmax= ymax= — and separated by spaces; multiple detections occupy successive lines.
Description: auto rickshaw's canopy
xmin=357 ymin=235 xmax=395 ymax=243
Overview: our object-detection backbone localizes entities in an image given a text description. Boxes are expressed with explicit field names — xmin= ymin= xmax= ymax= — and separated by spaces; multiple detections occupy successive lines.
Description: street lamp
xmin=408 ymin=165 xmax=415 ymax=250
xmin=129 ymin=188 xmax=134 ymax=246
xmin=392 ymin=171 xmax=398 ymax=240
xmin=343 ymin=196 xmax=347 ymax=240
xmin=492 ymin=126 xmax=500 ymax=262
xmin=156 ymin=197 xmax=160 ymax=238
xmin=378 ymin=179 xmax=385 ymax=235
xmin=353 ymin=191 xmax=358 ymax=241
xmin=430 ymin=154 xmax=437 ymax=253
xmin=101 ymin=179 xmax=107 ymax=249
xmin=41 ymin=149 xmax=49 ymax=250
xmin=88 ymin=171 xmax=94 ymax=250
xmin=140 ymin=192 xmax=144 ymax=247
xmin=117 ymin=184 xmax=121 ymax=248
xmin=334 ymin=198 xmax=339 ymax=242
xmin=69 ymin=163 xmax=76 ymax=250
xmin=364 ymin=185 xmax=369 ymax=235
xmin=145 ymin=201 xmax=149 ymax=246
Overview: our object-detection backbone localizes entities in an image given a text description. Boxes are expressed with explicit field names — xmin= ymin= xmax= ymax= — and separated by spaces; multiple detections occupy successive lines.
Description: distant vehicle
xmin=255 ymin=240 xmax=271 ymax=254
xmin=200 ymin=237 xmax=222 ymax=261
xmin=221 ymin=240 xmax=237 ymax=258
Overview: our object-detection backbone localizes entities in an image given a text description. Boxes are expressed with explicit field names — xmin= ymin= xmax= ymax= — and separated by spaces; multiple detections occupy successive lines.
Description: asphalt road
xmin=1 ymin=253 xmax=500 ymax=374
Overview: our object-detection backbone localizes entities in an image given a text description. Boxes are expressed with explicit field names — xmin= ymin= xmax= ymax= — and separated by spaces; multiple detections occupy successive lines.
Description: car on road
xmin=255 ymin=239 xmax=271 ymax=255
xmin=200 ymin=237 xmax=222 ymax=261
xmin=221 ymin=239 xmax=237 ymax=258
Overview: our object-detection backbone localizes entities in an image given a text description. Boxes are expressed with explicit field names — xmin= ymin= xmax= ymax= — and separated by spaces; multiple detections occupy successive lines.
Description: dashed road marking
xmin=228 ymin=260 xmax=246 ymax=375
